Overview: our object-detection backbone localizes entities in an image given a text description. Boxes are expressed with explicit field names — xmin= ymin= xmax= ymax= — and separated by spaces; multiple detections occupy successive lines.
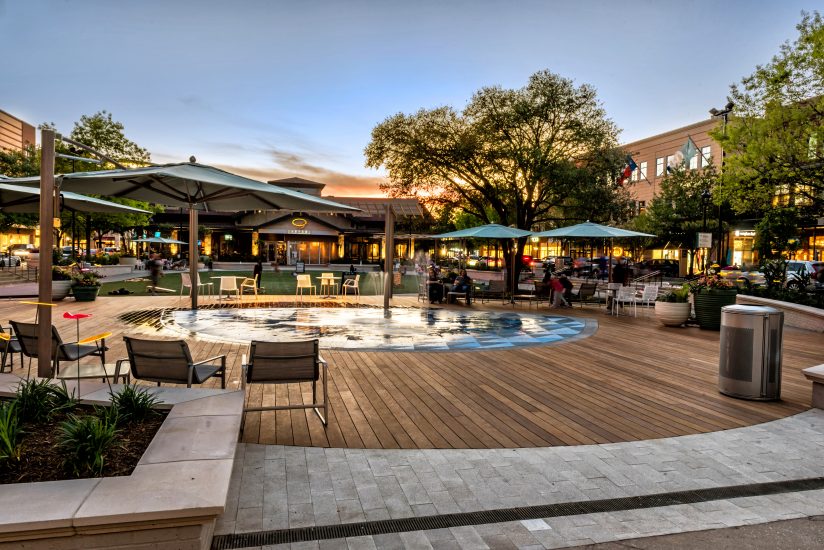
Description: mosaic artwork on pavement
xmin=161 ymin=307 xmax=593 ymax=351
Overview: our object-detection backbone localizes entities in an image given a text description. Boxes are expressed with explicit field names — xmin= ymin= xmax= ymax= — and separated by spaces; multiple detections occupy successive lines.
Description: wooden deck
xmin=2 ymin=293 xmax=820 ymax=449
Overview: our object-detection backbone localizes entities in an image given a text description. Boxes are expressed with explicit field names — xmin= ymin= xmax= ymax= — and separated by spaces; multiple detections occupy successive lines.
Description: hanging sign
xmin=697 ymin=232 xmax=712 ymax=248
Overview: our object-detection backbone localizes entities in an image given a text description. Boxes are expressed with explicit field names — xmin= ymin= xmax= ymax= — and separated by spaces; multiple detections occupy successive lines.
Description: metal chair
xmin=241 ymin=339 xmax=328 ymax=426
xmin=614 ymin=286 xmax=638 ymax=317
xmin=218 ymin=276 xmax=239 ymax=301
xmin=121 ymin=336 xmax=226 ymax=388
xmin=9 ymin=320 xmax=107 ymax=377
xmin=295 ymin=274 xmax=316 ymax=302
xmin=240 ymin=275 xmax=259 ymax=300
xmin=0 ymin=325 xmax=22 ymax=373
xmin=571 ymin=282 xmax=599 ymax=308
xmin=341 ymin=274 xmax=360 ymax=302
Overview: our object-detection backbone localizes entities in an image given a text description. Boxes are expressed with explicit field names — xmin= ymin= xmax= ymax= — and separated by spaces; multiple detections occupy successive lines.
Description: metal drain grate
xmin=211 ymin=476 xmax=824 ymax=549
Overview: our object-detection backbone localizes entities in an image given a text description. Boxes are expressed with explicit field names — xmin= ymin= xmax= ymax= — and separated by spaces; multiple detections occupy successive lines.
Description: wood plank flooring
xmin=1 ymin=293 xmax=820 ymax=449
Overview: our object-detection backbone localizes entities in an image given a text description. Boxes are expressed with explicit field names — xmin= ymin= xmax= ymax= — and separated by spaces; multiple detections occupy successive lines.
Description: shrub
xmin=109 ymin=384 xmax=159 ymax=424
xmin=49 ymin=381 xmax=80 ymax=414
xmin=52 ymin=266 xmax=73 ymax=281
xmin=58 ymin=412 xmax=120 ymax=476
xmin=657 ymin=284 xmax=690 ymax=303
xmin=16 ymin=378 xmax=58 ymax=423
xmin=0 ymin=400 xmax=23 ymax=462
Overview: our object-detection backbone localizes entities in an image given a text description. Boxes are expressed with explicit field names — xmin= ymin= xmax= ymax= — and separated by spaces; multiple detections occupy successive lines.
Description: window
xmin=689 ymin=151 xmax=698 ymax=170
xmin=631 ymin=167 xmax=638 ymax=182
xmin=701 ymin=146 xmax=711 ymax=168
xmin=637 ymin=200 xmax=646 ymax=214
xmin=656 ymin=157 xmax=664 ymax=177
xmin=666 ymin=155 xmax=676 ymax=172
xmin=639 ymin=161 xmax=647 ymax=180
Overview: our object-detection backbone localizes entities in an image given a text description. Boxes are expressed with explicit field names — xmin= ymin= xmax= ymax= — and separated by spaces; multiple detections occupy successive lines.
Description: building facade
xmin=0 ymin=109 xmax=38 ymax=254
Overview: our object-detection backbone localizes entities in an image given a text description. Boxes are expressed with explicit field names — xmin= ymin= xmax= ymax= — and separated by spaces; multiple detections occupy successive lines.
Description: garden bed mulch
xmin=0 ymin=405 xmax=167 ymax=485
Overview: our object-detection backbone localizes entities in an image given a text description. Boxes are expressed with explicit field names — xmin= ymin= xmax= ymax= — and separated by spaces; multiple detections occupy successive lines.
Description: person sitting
xmin=427 ymin=266 xmax=444 ymax=303
xmin=450 ymin=269 xmax=472 ymax=304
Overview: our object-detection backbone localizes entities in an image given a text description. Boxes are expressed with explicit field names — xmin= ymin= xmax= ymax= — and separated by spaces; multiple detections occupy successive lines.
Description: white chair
xmin=614 ymin=286 xmax=638 ymax=317
xmin=319 ymin=272 xmax=338 ymax=296
xmin=296 ymin=274 xmax=316 ymax=302
xmin=240 ymin=275 xmax=259 ymax=301
xmin=218 ymin=277 xmax=239 ymax=301
xmin=342 ymin=274 xmax=360 ymax=302
xmin=197 ymin=273 xmax=214 ymax=299
xmin=180 ymin=272 xmax=193 ymax=299
xmin=639 ymin=284 xmax=660 ymax=310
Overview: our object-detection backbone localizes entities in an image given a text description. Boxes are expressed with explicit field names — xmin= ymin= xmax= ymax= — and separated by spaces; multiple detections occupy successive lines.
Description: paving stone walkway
xmin=216 ymin=409 xmax=824 ymax=549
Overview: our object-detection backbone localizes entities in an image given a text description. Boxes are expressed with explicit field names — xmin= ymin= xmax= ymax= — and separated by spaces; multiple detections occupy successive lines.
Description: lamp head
xmin=701 ymin=189 xmax=712 ymax=201
xmin=709 ymin=108 xmax=719 ymax=116
xmin=725 ymin=101 xmax=735 ymax=111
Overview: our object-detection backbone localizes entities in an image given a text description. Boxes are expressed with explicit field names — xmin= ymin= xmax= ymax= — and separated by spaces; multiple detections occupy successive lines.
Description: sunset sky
xmin=1 ymin=0 xmax=817 ymax=196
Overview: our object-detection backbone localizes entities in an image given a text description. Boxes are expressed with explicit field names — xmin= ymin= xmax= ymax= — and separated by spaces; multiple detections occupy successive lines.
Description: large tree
xmin=633 ymin=166 xmax=721 ymax=275
xmin=365 ymin=69 xmax=628 ymax=270
xmin=713 ymin=11 xmax=824 ymax=216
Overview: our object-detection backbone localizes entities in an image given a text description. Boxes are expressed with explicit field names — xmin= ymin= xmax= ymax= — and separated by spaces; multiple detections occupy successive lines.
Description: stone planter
xmin=654 ymin=301 xmax=691 ymax=327
xmin=71 ymin=285 xmax=100 ymax=302
xmin=118 ymin=256 xmax=138 ymax=267
xmin=51 ymin=280 xmax=73 ymax=301
xmin=0 ymin=374 xmax=242 ymax=550
xmin=694 ymin=289 xmax=738 ymax=330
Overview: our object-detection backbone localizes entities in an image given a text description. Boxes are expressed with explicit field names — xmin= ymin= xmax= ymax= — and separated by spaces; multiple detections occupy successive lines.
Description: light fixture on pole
xmin=701 ymin=188 xmax=712 ymax=272
xmin=709 ymin=101 xmax=734 ymax=264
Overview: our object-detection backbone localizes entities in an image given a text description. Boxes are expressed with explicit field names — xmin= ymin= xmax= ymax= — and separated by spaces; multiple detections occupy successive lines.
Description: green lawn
xmin=100 ymin=270 xmax=421 ymax=297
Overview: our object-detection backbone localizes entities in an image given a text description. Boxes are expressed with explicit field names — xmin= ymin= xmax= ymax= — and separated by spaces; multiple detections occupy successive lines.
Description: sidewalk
xmin=215 ymin=409 xmax=824 ymax=549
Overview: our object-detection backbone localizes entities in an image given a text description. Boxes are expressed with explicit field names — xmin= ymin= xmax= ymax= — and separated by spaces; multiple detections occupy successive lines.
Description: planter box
xmin=118 ymin=257 xmax=138 ymax=267
xmin=0 ymin=374 xmax=242 ymax=550
xmin=51 ymin=280 xmax=72 ymax=301
xmin=71 ymin=286 xmax=100 ymax=302
xmin=654 ymin=301 xmax=690 ymax=327
xmin=694 ymin=290 xmax=738 ymax=330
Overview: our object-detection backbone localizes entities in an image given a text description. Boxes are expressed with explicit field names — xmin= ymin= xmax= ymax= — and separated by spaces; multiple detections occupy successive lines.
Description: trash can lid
xmin=721 ymin=304 xmax=781 ymax=315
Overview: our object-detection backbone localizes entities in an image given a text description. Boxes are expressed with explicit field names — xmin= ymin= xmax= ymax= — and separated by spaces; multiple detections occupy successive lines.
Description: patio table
xmin=319 ymin=275 xmax=340 ymax=298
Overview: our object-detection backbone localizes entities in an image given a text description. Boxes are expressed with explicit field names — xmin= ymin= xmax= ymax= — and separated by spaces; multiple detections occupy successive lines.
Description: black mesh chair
xmin=9 ymin=320 xmax=107 ymax=377
xmin=122 ymin=337 xmax=226 ymax=388
xmin=242 ymin=339 xmax=328 ymax=426
xmin=0 ymin=325 xmax=22 ymax=373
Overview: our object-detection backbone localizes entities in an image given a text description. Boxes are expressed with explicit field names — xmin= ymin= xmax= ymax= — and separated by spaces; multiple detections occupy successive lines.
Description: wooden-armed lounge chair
xmin=121 ymin=336 xmax=226 ymax=388
xmin=242 ymin=339 xmax=328 ymax=426
xmin=0 ymin=325 xmax=23 ymax=373
xmin=9 ymin=320 xmax=107 ymax=377
xmin=571 ymin=282 xmax=599 ymax=308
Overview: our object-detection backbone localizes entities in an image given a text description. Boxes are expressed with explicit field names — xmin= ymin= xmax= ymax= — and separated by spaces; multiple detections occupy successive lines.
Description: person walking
xmin=149 ymin=253 xmax=162 ymax=295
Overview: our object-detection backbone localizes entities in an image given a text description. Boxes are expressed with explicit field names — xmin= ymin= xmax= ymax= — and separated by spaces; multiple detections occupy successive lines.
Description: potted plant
xmin=51 ymin=267 xmax=73 ymax=301
xmin=654 ymin=284 xmax=691 ymax=327
xmin=689 ymin=275 xmax=737 ymax=330
xmin=71 ymin=270 xmax=102 ymax=302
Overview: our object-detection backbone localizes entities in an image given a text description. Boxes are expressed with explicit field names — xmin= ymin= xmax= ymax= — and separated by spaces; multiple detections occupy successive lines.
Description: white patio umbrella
xmin=7 ymin=162 xmax=360 ymax=309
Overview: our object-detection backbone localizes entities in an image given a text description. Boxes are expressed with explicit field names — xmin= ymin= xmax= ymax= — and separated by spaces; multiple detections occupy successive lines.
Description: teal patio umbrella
xmin=0 ymin=182 xmax=150 ymax=214
xmin=533 ymin=221 xmax=655 ymax=282
xmin=431 ymin=224 xmax=533 ymax=299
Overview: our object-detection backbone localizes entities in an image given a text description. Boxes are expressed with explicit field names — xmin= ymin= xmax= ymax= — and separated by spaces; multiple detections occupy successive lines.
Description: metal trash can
xmin=719 ymin=304 xmax=784 ymax=400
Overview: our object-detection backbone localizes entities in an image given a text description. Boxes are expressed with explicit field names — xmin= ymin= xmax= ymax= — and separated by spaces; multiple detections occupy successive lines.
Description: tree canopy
xmin=714 ymin=11 xmax=824 ymax=216
xmin=365 ymin=70 xmax=631 ymax=232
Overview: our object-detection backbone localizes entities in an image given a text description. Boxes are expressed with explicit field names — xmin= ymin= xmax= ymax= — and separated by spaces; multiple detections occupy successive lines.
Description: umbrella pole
xmin=189 ymin=207 xmax=199 ymax=310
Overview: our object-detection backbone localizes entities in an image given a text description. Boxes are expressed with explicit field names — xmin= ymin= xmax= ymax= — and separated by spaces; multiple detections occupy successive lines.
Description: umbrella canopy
xmin=2 ymin=163 xmax=360 ymax=212
xmin=430 ymin=223 xmax=533 ymax=239
xmin=134 ymin=237 xmax=188 ymax=245
xmin=0 ymin=182 xmax=151 ymax=214
xmin=532 ymin=221 xmax=654 ymax=238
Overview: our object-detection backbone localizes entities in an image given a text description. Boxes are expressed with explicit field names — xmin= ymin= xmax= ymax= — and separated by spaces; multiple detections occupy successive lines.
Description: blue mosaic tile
xmin=163 ymin=307 xmax=591 ymax=352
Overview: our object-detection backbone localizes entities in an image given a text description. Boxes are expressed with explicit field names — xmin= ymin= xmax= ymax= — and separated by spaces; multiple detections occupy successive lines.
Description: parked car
xmin=785 ymin=260 xmax=824 ymax=290
xmin=543 ymin=256 xmax=573 ymax=273
xmin=0 ymin=253 xmax=21 ymax=267
xmin=7 ymin=243 xmax=35 ymax=258
xmin=719 ymin=267 xmax=767 ymax=288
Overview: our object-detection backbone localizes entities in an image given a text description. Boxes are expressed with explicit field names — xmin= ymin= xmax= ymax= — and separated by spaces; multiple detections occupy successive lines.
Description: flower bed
xmin=0 ymin=374 xmax=242 ymax=549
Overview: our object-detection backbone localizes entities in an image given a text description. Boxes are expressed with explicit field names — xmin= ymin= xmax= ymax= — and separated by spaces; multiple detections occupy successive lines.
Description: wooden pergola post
xmin=383 ymin=205 xmax=395 ymax=310
xmin=37 ymin=129 xmax=56 ymax=377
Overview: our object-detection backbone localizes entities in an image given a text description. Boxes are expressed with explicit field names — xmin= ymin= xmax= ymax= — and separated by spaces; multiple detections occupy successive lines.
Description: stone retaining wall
xmin=0 ymin=375 xmax=242 ymax=550
xmin=736 ymin=294 xmax=824 ymax=333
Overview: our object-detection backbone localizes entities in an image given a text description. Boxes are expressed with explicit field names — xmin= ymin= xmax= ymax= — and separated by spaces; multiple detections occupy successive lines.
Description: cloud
xmin=214 ymin=161 xmax=385 ymax=198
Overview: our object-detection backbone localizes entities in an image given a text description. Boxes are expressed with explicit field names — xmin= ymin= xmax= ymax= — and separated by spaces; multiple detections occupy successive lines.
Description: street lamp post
xmin=701 ymin=188 xmax=712 ymax=273
xmin=709 ymin=101 xmax=734 ymax=265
